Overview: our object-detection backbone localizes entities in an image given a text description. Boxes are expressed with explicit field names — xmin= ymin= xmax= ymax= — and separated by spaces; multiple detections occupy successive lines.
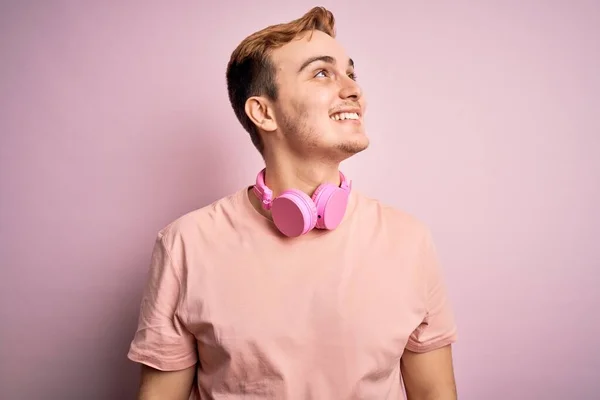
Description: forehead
xmin=270 ymin=30 xmax=351 ymax=73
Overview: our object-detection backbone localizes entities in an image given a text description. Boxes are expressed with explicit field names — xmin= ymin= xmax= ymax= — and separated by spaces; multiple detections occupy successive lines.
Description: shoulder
xmin=156 ymin=188 xmax=246 ymax=250
xmin=353 ymin=190 xmax=432 ymax=241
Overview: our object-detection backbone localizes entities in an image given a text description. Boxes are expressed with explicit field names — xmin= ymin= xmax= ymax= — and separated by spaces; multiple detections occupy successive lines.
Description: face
xmin=266 ymin=30 xmax=369 ymax=161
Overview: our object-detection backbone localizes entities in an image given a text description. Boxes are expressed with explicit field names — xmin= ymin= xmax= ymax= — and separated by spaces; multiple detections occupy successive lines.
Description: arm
xmin=128 ymin=232 xmax=199 ymax=399
xmin=401 ymin=345 xmax=457 ymax=400
xmin=137 ymin=364 xmax=195 ymax=400
xmin=403 ymin=228 xmax=458 ymax=399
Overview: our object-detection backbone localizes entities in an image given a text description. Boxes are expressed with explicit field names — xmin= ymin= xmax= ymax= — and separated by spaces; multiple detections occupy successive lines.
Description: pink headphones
xmin=253 ymin=168 xmax=352 ymax=237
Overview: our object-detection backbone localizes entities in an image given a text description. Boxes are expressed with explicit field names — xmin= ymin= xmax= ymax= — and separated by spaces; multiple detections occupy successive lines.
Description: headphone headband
xmin=254 ymin=168 xmax=350 ymax=210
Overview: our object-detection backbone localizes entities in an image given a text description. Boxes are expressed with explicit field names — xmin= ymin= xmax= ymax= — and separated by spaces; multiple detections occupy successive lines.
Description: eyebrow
xmin=297 ymin=55 xmax=355 ymax=73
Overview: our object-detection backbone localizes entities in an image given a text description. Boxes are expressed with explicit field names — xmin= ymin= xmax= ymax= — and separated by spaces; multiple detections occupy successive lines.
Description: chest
xmin=182 ymin=235 xmax=425 ymax=383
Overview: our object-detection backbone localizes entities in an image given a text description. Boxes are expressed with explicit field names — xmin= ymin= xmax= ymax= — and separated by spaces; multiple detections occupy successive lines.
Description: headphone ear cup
xmin=312 ymin=184 xmax=349 ymax=230
xmin=271 ymin=190 xmax=317 ymax=237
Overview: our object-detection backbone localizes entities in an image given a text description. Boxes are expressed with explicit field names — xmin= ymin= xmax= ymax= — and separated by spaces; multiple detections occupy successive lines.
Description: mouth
xmin=329 ymin=109 xmax=362 ymax=122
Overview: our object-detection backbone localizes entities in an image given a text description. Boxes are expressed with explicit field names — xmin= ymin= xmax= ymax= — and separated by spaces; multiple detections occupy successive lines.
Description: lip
xmin=329 ymin=108 xmax=362 ymax=118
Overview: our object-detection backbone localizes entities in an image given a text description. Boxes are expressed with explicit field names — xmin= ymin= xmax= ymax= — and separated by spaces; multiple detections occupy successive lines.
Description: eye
xmin=348 ymin=72 xmax=358 ymax=81
xmin=314 ymin=69 xmax=329 ymax=78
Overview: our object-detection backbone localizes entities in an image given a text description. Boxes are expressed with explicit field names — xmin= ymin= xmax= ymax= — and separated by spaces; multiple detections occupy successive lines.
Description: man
xmin=127 ymin=6 xmax=458 ymax=400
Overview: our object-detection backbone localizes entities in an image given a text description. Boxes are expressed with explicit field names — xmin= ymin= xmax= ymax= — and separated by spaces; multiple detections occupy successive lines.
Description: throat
xmin=263 ymin=164 xmax=341 ymax=198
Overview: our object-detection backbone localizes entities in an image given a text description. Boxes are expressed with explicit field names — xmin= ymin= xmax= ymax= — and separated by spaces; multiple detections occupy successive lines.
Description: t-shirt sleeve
xmin=406 ymin=229 xmax=458 ymax=353
xmin=127 ymin=233 xmax=198 ymax=371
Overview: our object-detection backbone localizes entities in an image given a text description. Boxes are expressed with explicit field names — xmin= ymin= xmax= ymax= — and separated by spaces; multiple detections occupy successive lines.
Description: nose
xmin=339 ymin=75 xmax=362 ymax=100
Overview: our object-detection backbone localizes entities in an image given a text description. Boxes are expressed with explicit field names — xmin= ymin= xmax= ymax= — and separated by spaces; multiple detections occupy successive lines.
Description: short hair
xmin=225 ymin=7 xmax=336 ymax=154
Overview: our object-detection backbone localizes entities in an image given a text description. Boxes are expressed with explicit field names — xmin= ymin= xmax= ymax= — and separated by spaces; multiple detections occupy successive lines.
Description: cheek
xmin=294 ymin=83 xmax=333 ymax=108
xmin=302 ymin=93 xmax=335 ymax=127
xmin=282 ymin=86 xmax=337 ymax=126
xmin=312 ymin=88 xmax=334 ymax=109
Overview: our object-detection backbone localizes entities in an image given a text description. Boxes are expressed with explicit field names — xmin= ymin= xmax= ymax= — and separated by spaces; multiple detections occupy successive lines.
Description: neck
xmin=248 ymin=152 xmax=343 ymax=222
xmin=263 ymin=155 xmax=341 ymax=198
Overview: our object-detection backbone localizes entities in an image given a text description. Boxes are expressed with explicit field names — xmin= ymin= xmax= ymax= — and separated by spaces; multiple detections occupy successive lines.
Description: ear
xmin=244 ymin=96 xmax=277 ymax=132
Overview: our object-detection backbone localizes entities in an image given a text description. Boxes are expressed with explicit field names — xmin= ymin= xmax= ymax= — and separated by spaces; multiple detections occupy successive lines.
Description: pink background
xmin=1 ymin=1 xmax=599 ymax=399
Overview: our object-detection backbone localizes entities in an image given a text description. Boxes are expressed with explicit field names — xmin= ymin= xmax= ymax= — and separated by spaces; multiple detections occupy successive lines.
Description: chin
xmin=330 ymin=136 xmax=370 ymax=161
xmin=344 ymin=132 xmax=370 ymax=151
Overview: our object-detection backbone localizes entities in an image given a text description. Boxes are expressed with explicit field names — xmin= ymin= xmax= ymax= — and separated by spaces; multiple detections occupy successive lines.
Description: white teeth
xmin=330 ymin=112 xmax=359 ymax=121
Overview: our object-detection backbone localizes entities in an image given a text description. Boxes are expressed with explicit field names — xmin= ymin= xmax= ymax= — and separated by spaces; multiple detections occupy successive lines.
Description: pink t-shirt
xmin=128 ymin=186 xmax=457 ymax=399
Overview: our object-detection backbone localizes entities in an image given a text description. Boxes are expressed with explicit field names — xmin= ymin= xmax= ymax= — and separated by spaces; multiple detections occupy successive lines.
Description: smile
xmin=330 ymin=112 xmax=360 ymax=121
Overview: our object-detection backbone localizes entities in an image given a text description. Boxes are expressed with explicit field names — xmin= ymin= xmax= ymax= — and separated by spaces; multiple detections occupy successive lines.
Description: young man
xmin=128 ymin=6 xmax=458 ymax=400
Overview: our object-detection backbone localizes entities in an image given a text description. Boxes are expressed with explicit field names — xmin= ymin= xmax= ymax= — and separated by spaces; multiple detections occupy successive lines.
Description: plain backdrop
xmin=1 ymin=1 xmax=599 ymax=399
